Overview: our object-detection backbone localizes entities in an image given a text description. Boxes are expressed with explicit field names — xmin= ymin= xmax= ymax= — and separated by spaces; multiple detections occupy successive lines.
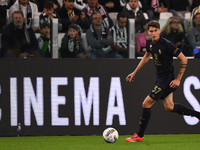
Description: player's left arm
xmin=169 ymin=52 xmax=188 ymax=88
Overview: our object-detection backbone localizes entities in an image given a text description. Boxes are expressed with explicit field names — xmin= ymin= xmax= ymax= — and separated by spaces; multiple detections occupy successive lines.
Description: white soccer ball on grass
xmin=102 ymin=127 xmax=119 ymax=143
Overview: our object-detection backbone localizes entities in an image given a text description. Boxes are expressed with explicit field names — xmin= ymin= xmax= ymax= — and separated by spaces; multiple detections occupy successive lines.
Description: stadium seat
xmin=158 ymin=12 xmax=173 ymax=30
xmin=108 ymin=12 xmax=118 ymax=26
xmin=159 ymin=12 xmax=173 ymax=19
xmin=183 ymin=19 xmax=190 ymax=32
xmin=158 ymin=19 xmax=168 ymax=30
xmin=143 ymin=13 xmax=149 ymax=19
xmin=81 ymin=33 xmax=89 ymax=52
xmin=185 ymin=12 xmax=191 ymax=19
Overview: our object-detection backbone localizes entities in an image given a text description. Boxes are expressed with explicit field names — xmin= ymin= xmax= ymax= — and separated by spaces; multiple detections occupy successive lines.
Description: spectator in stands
xmin=39 ymin=1 xmax=60 ymax=26
xmin=60 ymin=24 xmax=90 ymax=58
xmin=140 ymin=0 xmax=178 ymax=20
xmin=169 ymin=0 xmax=190 ymax=19
xmin=82 ymin=0 xmax=113 ymax=28
xmin=0 ymin=11 xmax=39 ymax=58
xmin=98 ymin=0 xmax=122 ymax=12
xmin=161 ymin=17 xmax=185 ymax=49
xmin=32 ymin=0 xmax=60 ymax=12
xmin=0 ymin=0 xmax=7 ymax=33
xmin=73 ymin=0 xmax=124 ymax=12
xmin=190 ymin=6 xmax=200 ymax=27
xmin=86 ymin=13 xmax=123 ymax=58
xmin=186 ymin=12 xmax=200 ymax=51
xmin=110 ymin=12 xmax=128 ymax=58
xmin=57 ymin=0 xmax=89 ymax=33
xmin=122 ymin=0 xmax=146 ymax=33
xmin=9 ymin=0 xmax=39 ymax=32
xmin=37 ymin=22 xmax=51 ymax=58
xmin=135 ymin=19 xmax=150 ymax=58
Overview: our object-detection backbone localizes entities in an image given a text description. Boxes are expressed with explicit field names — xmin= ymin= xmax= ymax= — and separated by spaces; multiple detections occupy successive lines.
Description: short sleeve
xmin=166 ymin=41 xmax=182 ymax=57
xmin=146 ymin=39 xmax=150 ymax=52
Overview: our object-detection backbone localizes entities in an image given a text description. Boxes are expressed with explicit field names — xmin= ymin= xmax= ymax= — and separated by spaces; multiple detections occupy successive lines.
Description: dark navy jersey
xmin=146 ymin=35 xmax=182 ymax=81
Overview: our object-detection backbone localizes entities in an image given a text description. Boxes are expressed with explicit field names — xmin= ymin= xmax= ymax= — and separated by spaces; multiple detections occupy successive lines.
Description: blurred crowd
xmin=0 ymin=0 xmax=200 ymax=58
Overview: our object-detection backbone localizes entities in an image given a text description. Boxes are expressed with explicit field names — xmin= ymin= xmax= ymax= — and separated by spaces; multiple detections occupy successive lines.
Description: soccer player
xmin=125 ymin=20 xmax=200 ymax=142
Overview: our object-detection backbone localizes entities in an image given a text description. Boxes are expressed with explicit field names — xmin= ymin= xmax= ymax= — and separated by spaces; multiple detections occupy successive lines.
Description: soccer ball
xmin=102 ymin=127 xmax=119 ymax=143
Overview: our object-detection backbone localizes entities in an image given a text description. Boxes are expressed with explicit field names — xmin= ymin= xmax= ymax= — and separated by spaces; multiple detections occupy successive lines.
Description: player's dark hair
xmin=44 ymin=1 xmax=54 ymax=9
xmin=147 ymin=20 xmax=160 ymax=30
xmin=40 ymin=22 xmax=50 ymax=29
xmin=68 ymin=24 xmax=78 ymax=31
xmin=117 ymin=12 xmax=127 ymax=20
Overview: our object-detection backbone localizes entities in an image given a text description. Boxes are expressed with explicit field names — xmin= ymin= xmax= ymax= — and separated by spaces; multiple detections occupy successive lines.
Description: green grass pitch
xmin=0 ymin=134 xmax=200 ymax=150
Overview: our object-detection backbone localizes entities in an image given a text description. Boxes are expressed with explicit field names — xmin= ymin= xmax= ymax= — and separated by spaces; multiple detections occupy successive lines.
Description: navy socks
xmin=172 ymin=103 xmax=200 ymax=119
xmin=137 ymin=103 xmax=200 ymax=138
xmin=137 ymin=108 xmax=151 ymax=137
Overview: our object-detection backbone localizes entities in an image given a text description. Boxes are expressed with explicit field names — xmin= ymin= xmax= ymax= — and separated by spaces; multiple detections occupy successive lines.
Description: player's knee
xmin=164 ymin=105 xmax=173 ymax=111
xmin=142 ymin=101 xmax=149 ymax=108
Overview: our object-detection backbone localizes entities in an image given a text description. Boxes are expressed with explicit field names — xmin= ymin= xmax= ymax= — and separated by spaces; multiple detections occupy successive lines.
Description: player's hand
xmin=169 ymin=79 xmax=180 ymax=88
xmin=126 ymin=72 xmax=136 ymax=82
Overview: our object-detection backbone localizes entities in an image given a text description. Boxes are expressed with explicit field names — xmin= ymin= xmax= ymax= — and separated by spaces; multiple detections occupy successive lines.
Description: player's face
xmin=194 ymin=14 xmax=200 ymax=26
xmin=129 ymin=0 xmax=138 ymax=10
xmin=64 ymin=0 xmax=74 ymax=9
xmin=92 ymin=14 xmax=102 ymax=26
xmin=118 ymin=17 xmax=127 ymax=29
xmin=44 ymin=8 xmax=54 ymax=16
xmin=13 ymin=13 xmax=24 ymax=29
xmin=148 ymin=26 xmax=161 ymax=42
xmin=41 ymin=26 xmax=50 ymax=35
xmin=87 ymin=0 xmax=98 ymax=8
xmin=170 ymin=18 xmax=180 ymax=30
xmin=68 ymin=28 xmax=78 ymax=39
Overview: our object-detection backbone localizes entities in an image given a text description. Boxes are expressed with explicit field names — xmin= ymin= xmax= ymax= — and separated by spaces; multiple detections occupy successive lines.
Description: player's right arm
xmin=126 ymin=52 xmax=151 ymax=82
